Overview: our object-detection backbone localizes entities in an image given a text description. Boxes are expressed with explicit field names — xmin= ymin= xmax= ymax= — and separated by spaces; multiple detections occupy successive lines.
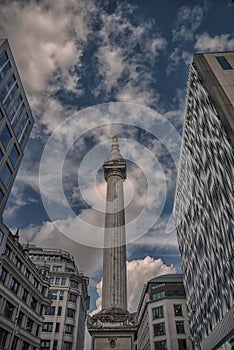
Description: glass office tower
xmin=174 ymin=52 xmax=234 ymax=349
xmin=0 ymin=39 xmax=34 ymax=218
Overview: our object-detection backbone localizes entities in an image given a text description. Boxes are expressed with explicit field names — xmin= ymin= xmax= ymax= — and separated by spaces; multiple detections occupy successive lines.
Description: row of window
xmin=41 ymin=340 xmax=72 ymax=350
xmin=3 ymin=245 xmax=47 ymax=293
xmin=0 ymin=51 xmax=11 ymax=83
xmin=0 ymin=267 xmax=46 ymax=313
xmin=0 ymin=327 xmax=36 ymax=350
xmin=42 ymin=322 xmax=74 ymax=334
xmin=50 ymin=276 xmax=66 ymax=286
xmin=152 ymin=304 xmax=183 ymax=319
xmin=3 ymin=301 xmax=40 ymax=336
xmin=49 ymin=277 xmax=78 ymax=288
xmin=154 ymin=338 xmax=187 ymax=350
xmin=29 ymin=254 xmax=74 ymax=263
xmin=151 ymin=289 xmax=185 ymax=301
xmin=154 ymin=321 xmax=185 ymax=336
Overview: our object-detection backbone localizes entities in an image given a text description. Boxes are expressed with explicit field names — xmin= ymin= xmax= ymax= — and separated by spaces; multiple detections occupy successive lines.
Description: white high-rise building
xmin=174 ymin=52 xmax=234 ymax=349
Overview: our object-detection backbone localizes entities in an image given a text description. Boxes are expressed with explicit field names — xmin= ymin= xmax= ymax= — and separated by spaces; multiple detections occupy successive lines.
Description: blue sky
xmin=0 ymin=0 xmax=234 ymax=321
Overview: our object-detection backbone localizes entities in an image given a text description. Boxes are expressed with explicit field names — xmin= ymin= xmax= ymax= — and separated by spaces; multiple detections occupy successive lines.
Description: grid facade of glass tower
xmin=174 ymin=53 xmax=234 ymax=350
xmin=0 ymin=39 xmax=34 ymax=217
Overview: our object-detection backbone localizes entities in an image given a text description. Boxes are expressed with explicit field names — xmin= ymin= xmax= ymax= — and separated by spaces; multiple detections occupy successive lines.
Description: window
xmin=65 ymin=324 xmax=74 ymax=335
xmin=5 ymin=245 xmax=11 ymax=257
xmin=42 ymin=322 xmax=53 ymax=332
xmin=0 ymin=188 xmax=3 ymax=203
xmin=49 ymin=277 xmax=54 ymax=285
xmin=65 ymin=267 xmax=74 ymax=272
xmin=55 ymin=277 xmax=60 ymax=285
xmin=178 ymin=339 xmax=187 ymax=350
xmin=22 ymin=289 xmax=28 ymax=302
xmin=8 ymin=95 xmax=22 ymax=122
xmin=10 ymin=278 xmax=19 ymax=294
xmin=69 ymin=293 xmax=77 ymax=303
xmin=174 ymin=304 xmax=183 ymax=317
xmin=21 ymin=341 xmax=30 ymax=350
xmin=154 ymin=322 xmax=166 ymax=336
xmin=152 ymin=306 xmax=164 ymax=319
xmin=52 ymin=265 xmax=62 ymax=272
xmin=66 ymin=308 xmax=75 ymax=318
xmin=9 ymin=144 xmax=20 ymax=167
xmin=70 ymin=279 xmax=78 ymax=288
xmin=48 ymin=289 xmax=57 ymax=300
xmin=0 ymin=51 xmax=8 ymax=68
xmin=45 ymin=306 xmax=55 ymax=315
xmin=1 ymin=162 xmax=12 ymax=187
xmin=176 ymin=321 xmax=185 ymax=334
xmin=0 ymin=327 xmax=8 ymax=349
xmin=216 ymin=56 xmax=233 ymax=70
xmin=0 ymin=230 xmax=4 ymax=244
xmin=14 ymin=256 xmax=22 ymax=270
xmin=40 ymin=340 xmax=51 ymax=349
xmin=25 ymin=269 xmax=30 ymax=278
xmin=0 ymin=267 xmax=7 ymax=283
xmin=57 ymin=306 xmax=62 ymax=316
xmin=55 ymin=323 xmax=60 ymax=332
xmin=152 ymin=291 xmax=165 ymax=301
xmin=62 ymin=342 xmax=72 ymax=350
xmin=53 ymin=340 xmax=58 ymax=350
xmin=1 ymin=125 xmax=11 ymax=149
xmin=26 ymin=318 xmax=33 ymax=333
xmin=17 ymin=312 xmax=24 ymax=326
xmin=155 ymin=340 xmax=167 ymax=350
xmin=11 ymin=336 xmax=19 ymax=350
xmin=61 ymin=277 xmax=66 ymax=285
xmin=4 ymin=301 xmax=14 ymax=319
xmin=31 ymin=297 xmax=37 ymax=311
xmin=59 ymin=290 xmax=64 ymax=300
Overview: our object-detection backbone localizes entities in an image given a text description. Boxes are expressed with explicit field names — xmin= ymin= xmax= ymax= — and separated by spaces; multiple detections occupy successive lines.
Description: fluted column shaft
xmin=102 ymin=158 xmax=127 ymax=313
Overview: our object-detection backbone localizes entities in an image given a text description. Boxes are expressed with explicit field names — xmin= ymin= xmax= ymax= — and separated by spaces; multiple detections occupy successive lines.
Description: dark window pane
xmin=152 ymin=306 xmax=164 ymax=319
xmin=57 ymin=306 xmax=62 ymax=316
xmin=9 ymin=144 xmax=20 ymax=167
xmin=0 ymin=61 xmax=11 ymax=80
xmin=0 ymin=230 xmax=4 ymax=244
xmin=216 ymin=56 xmax=233 ymax=70
xmin=1 ymin=125 xmax=11 ymax=149
xmin=42 ymin=322 xmax=53 ymax=332
xmin=176 ymin=320 xmax=185 ymax=333
xmin=0 ymin=52 xmax=8 ymax=67
xmin=174 ymin=304 xmax=183 ymax=316
xmin=154 ymin=322 xmax=166 ymax=336
xmin=155 ymin=340 xmax=167 ymax=350
xmin=1 ymin=162 xmax=12 ymax=187
xmin=178 ymin=339 xmax=187 ymax=350
xmin=45 ymin=306 xmax=55 ymax=315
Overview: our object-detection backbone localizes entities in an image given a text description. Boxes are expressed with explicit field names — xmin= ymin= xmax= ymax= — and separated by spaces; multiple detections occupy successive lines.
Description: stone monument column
xmin=87 ymin=136 xmax=137 ymax=350
xmin=102 ymin=135 xmax=127 ymax=313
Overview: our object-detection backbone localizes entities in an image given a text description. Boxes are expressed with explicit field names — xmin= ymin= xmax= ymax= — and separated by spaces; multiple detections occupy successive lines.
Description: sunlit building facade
xmin=0 ymin=39 xmax=34 ymax=218
xmin=137 ymin=274 xmax=192 ymax=350
xmin=174 ymin=52 xmax=234 ymax=349
xmin=24 ymin=246 xmax=90 ymax=350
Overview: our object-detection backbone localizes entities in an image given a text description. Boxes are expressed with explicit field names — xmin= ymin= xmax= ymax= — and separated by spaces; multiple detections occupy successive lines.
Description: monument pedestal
xmin=87 ymin=310 xmax=137 ymax=350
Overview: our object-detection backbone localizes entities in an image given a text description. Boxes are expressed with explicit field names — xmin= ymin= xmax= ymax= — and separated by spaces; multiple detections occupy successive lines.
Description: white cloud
xmin=0 ymin=0 xmax=95 ymax=130
xmin=195 ymin=33 xmax=234 ymax=52
xmin=172 ymin=5 xmax=205 ymax=42
xmin=167 ymin=48 xmax=192 ymax=74
xmin=90 ymin=256 xmax=176 ymax=315
xmin=93 ymin=3 xmax=167 ymax=106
